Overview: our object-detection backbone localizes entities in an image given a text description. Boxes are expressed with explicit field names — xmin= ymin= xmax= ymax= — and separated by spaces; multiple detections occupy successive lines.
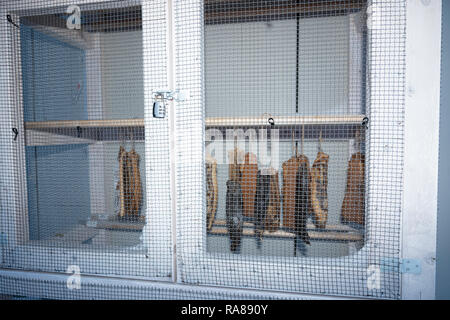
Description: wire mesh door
xmin=0 ymin=0 xmax=173 ymax=281
xmin=0 ymin=0 xmax=406 ymax=300
xmin=175 ymin=0 xmax=405 ymax=299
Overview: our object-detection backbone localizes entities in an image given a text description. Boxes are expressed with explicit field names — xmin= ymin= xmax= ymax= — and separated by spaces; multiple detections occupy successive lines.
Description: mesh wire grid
xmin=0 ymin=0 xmax=406 ymax=299
xmin=175 ymin=0 xmax=405 ymax=299
xmin=0 ymin=0 xmax=173 ymax=281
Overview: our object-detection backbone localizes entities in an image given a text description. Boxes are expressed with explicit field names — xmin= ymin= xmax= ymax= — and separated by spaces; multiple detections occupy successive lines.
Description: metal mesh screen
xmin=203 ymin=1 xmax=367 ymax=258
xmin=175 ymin=0 xmax=405 ymax=299
xmin=0 ymin=0 xmax=405 ymax=300
xmin=0 ymin=0 xmax=172 ymax=282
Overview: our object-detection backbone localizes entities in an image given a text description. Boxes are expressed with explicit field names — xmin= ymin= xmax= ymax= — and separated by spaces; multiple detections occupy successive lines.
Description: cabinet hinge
xmin=152 ymin=89 xmax=187 ymax=103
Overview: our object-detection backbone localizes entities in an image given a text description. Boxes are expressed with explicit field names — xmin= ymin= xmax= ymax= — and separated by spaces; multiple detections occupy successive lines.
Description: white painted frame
xmin=0 ymin=268 xmax=368 ymax=300
xmin=0 ymin=0 xmax=441 ymax=300
xmin=401 ymin=0 xmax=441 ymax=300
xmin=0 ymin=0 xmax=173 ymax=280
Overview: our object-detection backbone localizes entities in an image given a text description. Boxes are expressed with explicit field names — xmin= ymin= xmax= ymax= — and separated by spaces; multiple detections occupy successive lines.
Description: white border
xmin=0 ymin=268 xmax=370 ymax=300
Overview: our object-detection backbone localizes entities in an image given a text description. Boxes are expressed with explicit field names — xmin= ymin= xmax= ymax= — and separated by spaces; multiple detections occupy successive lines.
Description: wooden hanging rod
xmin=205 ymin=115 xmax=366 ymax=127
xmin=25 ymin=119 xmax=144 ymax=129
xmin=24 ymin=115 xmax=365 ymax=130
xmin=209 ymin=227 xmax=363 ymax=242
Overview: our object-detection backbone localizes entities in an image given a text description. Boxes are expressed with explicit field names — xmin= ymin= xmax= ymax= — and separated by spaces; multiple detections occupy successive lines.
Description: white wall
xmin=101 ymin=31 xmax=144 ymax=119
xmin=205 ymin=16 xmax=353 ymax=118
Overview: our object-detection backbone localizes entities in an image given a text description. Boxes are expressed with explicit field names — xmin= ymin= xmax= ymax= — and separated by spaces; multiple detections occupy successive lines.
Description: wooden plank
xmin=213 ymin=219 xmax=361 ymax=233
xmin=25 ymin=118 xmax=145 ymax=129
xmin=206 ymin=115 xmax=366 ymax=127
xmin=91 ymin=217 xmax=145 ymax=232
xmin=89 ymin=217 xmax=364 ymax=242
xmin=209 ymin=226 xmax=364 ymax=242
xmin=25 ymin=129 xmax=96 ymax=146
xmin=24 ymin=115 xmax=365 ymax=130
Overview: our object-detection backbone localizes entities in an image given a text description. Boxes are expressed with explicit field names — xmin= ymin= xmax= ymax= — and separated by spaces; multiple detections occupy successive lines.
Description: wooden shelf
xmin=213 ymin=219 xmax=360 ymax=233
xmin=25 ymin=115 xmax=365 ymax=129
xmin=88 ymin=217 xmax=145 ymax=232
xmin=209 ymin=227 xmax=363 ymax=242
xmin=25 ymin=118 xmax=144 ymax=129
xmin=86 ymin=217 xmax=363 ymax=242
xmin=23 ymin=115 xmax=366 ymax=146
xmin=24 ymin=119 xmax=145 ymax=146
xmin=209 ymin=219 xmax=364 ymax=242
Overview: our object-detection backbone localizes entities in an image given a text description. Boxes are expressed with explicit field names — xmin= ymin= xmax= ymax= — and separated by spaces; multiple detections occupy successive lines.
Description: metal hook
xmin=12 ymin=128 xmax=18 ymax=141
xmin=7 ymin=15 xmax=19 ymax=29
xmin=362 ymin=117 xmax=369 ymax=129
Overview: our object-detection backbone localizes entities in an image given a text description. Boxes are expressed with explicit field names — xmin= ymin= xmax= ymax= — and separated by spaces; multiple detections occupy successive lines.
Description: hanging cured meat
xmin=225 ymin=147 xmax=244 ymax=253
xmin=295 ymin=156 xmax=311 ymax=246
xmin=241 ymin=152 xmax=258 ymax=218
xmin=282 ymin=156 xmax=300 ymax=230
xmin=310 ymin=151 xmax=329 ymax=229
xmin=341 ymin=152 xmax=365 ymax=225
xmin=117 ymin=146 xmax=129 ymax=218
xmin=254 ymin=168 xmax=280 ymax=247
xmin=206 ymin=154 xmax=218 ymax=231
xmin=265 ymin=171 xmax=280 ymax=232
xmin=117 ymin=145 xmax=142 ymax=220
xmin=254 ymin=170 xmax=271 ymax=248
xmin=127 ymin=148 xmax=142 ymax=217
xmin=228 ymin=147 xmax=244 ymax=181
xmin=225 ymin=179 xmax=243 ymax=253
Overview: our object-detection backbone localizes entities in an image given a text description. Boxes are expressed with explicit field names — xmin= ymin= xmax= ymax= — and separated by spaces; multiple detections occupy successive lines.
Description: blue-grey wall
xmin=21 ymin=25 xmax=90 ymax=240
xmin=437 ymin=0 xmax=450 ymax=300
xmin=20 ymin=25 xmax=87 ymax=122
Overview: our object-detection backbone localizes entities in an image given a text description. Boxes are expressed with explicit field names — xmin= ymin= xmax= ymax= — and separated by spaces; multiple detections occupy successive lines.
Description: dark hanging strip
xmin=296 ymin=12 xmax=299 ymax=114
xmin=6 ymin=15 xmax=19 ymax=29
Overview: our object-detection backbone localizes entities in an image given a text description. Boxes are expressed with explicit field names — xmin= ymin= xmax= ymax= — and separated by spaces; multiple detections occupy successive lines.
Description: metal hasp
xmin=152 ymin=90 xmax=187 ymax=118
xmin=381 ymin=257 xmax=422 ymax=275
xmin=152 ymin=89 xmax=187 ymax=103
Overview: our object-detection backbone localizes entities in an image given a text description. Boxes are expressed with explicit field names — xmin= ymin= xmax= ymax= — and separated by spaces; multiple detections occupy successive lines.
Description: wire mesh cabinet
xmin=0 ymin=0 xmax=173 ymax=280
xmin=0 ymin=0 xmax=423 ymax=300
xmin=174 ymin=0 xmax=406 ymax=299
